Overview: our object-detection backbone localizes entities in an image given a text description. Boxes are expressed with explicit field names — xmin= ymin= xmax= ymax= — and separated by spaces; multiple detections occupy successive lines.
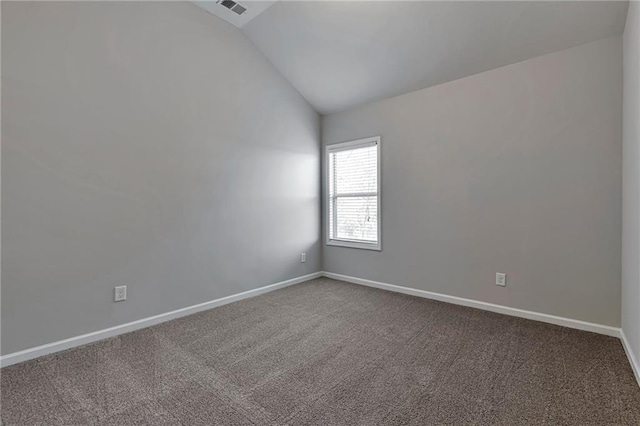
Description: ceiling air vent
xmin=218 ymin=0 xmax=247 ymax=15
xmin=232 ymin=4 xmax=246 ymax=15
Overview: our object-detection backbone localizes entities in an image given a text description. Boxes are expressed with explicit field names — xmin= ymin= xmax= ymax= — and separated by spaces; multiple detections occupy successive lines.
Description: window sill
xmin=326 ymin=239 xmax=381 ymax=251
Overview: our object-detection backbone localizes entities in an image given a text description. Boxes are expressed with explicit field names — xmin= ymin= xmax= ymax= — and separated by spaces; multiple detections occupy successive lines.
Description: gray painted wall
xmin=623 ymin=1 xmax=640 ymax=367
xmin=323 ymin=37 xmax=623 ymax=327
xmin=1 ymin=2 xmax=321 ymax=355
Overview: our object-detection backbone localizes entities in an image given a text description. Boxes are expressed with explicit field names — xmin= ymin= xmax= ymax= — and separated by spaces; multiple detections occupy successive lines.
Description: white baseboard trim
xmin=0 ymin=272 xmax=322 ymax=368
xmin=621 ymin=330 xmax=640 ymax=387
xmin=4 ymin=269 xmax=634 ymax=386
xmin=321 ymin=272 xmax=621 ymax=338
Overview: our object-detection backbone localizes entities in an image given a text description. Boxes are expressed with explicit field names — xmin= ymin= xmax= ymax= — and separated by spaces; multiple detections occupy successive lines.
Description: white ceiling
xmin=242 ymin=1 xmax=628 ymax=114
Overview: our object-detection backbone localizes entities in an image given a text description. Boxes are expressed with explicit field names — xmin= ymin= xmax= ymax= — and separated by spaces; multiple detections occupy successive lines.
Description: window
xmin=326 ymin=136 xmax=381 ymax=250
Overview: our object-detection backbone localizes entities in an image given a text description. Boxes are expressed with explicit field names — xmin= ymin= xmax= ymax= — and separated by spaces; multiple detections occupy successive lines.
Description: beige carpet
xmin=1 ymin=277 xmax=639 ymax=425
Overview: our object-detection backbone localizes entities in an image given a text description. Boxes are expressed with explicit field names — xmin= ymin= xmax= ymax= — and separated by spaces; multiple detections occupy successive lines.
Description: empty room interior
xmin=2 ymin=0 xmax=640 ymax=424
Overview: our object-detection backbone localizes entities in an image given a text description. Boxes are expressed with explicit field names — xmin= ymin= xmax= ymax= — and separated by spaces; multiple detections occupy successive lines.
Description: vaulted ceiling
xmin=200 ymin=1 xmax=629 ymax=115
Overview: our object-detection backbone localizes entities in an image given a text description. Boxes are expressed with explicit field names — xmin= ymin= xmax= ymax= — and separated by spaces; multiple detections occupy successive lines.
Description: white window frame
xmin=325 ymin=136 xmax=382 ymax=251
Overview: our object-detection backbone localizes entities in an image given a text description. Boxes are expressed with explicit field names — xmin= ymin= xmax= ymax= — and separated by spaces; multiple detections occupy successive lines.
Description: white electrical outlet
xmin=496 ymin=273 xmax=507 ymax=287
xmin=114 ymin=285 xmax=127 ymax=302
xmin=300 ymin=252 xmax=306 ymax=263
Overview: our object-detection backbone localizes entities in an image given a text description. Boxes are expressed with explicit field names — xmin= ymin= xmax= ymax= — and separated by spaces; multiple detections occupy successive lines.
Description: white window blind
xmin=326 ymin=136 xmax=381 ymax=250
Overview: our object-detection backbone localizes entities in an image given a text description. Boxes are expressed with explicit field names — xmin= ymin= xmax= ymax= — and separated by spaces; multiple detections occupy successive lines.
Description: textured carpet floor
xmin=1 ymin=278 xmax=639 ymax=425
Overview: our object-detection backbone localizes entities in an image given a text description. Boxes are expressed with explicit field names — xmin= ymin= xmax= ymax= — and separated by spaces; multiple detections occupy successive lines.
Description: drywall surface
xmin=1 ymin=2 xmax=320 ymax=355
xmin=323 ymin=37 xmax=623 ymax=326
xmin=243 ymin=1 xmax=628 ymax=114
xmin=623 ymin=1 xmax=640 ymax=368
